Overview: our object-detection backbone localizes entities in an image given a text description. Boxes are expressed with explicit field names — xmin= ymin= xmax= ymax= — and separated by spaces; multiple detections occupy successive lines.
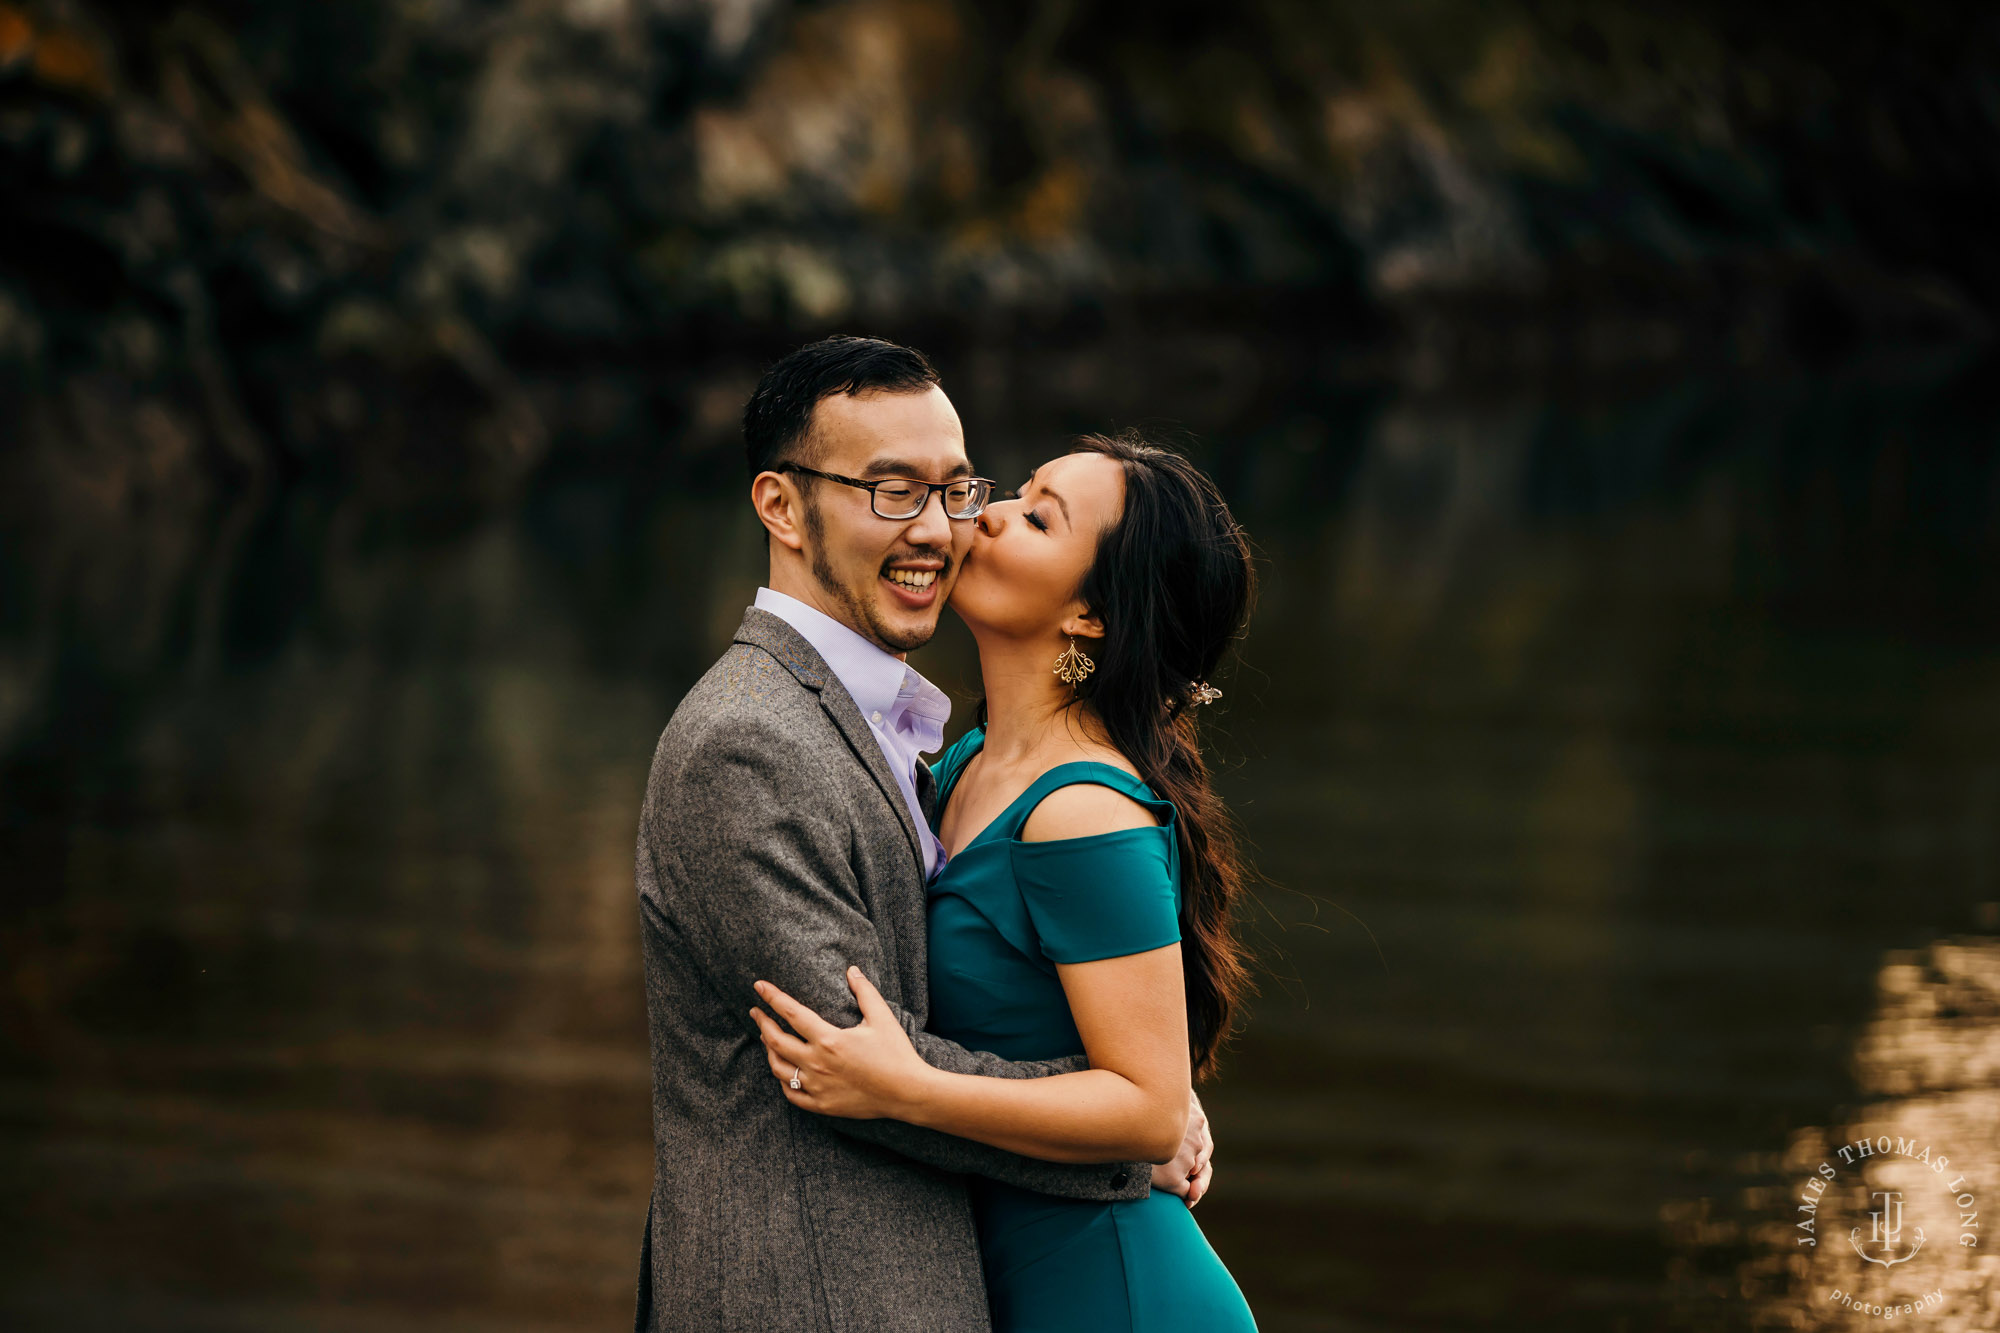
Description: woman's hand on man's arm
xmin=751 ymin=945 xmax=1191 ymax=1165
xmin=750 ymin=965 xmax=942 ymax=1120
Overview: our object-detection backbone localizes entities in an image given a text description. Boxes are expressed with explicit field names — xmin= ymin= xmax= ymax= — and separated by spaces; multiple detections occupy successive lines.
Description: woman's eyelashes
xmin=1006 ymin=483 xmax=1050 ymax=531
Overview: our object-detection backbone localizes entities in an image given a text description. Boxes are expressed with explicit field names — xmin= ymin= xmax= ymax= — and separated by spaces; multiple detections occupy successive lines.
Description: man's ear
xmin=1062 ymin=607 xmax=1106 ymax=641
xmin=751 ymin=472 xmax=808 ymax=552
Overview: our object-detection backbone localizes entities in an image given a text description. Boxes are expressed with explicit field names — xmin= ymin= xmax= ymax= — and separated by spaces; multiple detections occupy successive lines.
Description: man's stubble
xmin=800 ymin=485 xmax=938 ymax=656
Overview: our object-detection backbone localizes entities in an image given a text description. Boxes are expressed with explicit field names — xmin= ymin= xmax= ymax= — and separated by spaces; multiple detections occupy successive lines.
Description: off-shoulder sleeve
xmin=1010 ymin=828 xmax=1182 ymax=964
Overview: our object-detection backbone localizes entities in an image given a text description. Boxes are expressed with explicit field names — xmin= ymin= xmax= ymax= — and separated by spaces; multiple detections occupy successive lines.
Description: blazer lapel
xmin=732 ymin=606 xmax=926 ymax=877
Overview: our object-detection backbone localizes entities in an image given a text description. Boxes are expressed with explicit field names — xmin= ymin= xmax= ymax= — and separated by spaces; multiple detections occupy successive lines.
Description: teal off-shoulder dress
xmin=925 ymin=724 xmax=1257 ymax=1333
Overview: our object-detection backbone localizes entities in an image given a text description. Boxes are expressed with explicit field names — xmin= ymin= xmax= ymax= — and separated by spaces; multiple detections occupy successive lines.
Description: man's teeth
xmin=885 ymin=568 xmax=938 ymax=589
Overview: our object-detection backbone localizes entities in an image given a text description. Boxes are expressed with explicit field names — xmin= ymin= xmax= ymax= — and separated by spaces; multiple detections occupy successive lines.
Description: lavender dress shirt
xmin=752 ymin=587 xmax=951 ymax=879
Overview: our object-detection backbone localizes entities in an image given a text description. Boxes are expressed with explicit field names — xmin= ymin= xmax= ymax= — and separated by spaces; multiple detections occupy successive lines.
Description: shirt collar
xmin=753 ymin=587 xmax=950 ymax=749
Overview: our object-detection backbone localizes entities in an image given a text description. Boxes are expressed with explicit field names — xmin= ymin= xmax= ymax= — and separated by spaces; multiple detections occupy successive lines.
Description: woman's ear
xmin=1063 ymin=607 xmax=1107 ymax=641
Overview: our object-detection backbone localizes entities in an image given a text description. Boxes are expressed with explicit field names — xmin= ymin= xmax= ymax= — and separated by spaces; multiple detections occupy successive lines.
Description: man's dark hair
xmin=743 ymin=336 xmax=941 ymax=480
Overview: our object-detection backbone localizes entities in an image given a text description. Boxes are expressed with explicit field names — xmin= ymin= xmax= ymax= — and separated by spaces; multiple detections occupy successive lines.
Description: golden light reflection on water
xmin=1724 ymin=940 xmax=2000 ymax=1329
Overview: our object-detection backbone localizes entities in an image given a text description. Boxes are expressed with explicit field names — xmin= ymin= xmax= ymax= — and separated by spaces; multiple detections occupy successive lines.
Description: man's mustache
xmin=880 ymin=551 xmax=953 ymax=575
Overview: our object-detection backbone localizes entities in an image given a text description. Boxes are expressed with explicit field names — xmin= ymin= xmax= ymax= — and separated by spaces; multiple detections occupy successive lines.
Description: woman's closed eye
xmin=1007 ymin=482 xmax=1050 ymax=531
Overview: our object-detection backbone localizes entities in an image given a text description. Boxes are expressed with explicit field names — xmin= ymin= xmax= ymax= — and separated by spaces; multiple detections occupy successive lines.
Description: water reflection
xmin=1667 ymin=939 xmax=2000 ymax=1330
xmin=3 ymin=353 xmax=2000 ymax=1330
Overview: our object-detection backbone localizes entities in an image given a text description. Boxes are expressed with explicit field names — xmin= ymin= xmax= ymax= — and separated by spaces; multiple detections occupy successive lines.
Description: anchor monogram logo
xmin=1850 ymin=1190 xmax=1926 ymax=1267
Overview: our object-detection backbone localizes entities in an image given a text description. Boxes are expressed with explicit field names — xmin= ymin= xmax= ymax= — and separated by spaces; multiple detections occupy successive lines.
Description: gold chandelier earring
xmin=1053 ymin=636 xmax=1095 ymax=687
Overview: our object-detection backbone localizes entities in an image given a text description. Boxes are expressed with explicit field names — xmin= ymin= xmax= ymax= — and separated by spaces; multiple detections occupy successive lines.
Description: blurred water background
xmin=5 ymin=2 xmax=2000 ymax=1330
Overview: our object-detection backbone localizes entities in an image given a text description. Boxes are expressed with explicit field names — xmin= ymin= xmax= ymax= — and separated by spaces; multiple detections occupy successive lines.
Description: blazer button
xmin=1109 ymin=1169 xmax=1131 ymax=1189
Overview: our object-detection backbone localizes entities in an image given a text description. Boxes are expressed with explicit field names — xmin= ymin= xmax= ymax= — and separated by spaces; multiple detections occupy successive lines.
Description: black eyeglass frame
xmin=776 ymin=463 xmax=996 ymax=520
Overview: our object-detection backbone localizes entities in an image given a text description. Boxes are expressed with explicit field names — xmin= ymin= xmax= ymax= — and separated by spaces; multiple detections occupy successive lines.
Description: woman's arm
xmin=752 ymin=948 xmax=1190 ymax=1162
xmin=749 ymin=780 xmax=1194 ymax=1164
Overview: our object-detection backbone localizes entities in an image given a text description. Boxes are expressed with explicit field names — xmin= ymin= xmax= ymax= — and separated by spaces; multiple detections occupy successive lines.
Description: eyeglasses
xmin=777 ymin=464 xmax=995 ymax=520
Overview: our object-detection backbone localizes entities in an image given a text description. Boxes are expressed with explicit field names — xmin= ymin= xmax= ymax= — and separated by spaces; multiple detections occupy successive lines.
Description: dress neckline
xmin=935 ymin=724 xmax=1158 ymax=862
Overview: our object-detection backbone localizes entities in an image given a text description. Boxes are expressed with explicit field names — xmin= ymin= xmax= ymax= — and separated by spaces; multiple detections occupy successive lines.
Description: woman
xmin=748 ymin=431 xmax=1258 ymax=1331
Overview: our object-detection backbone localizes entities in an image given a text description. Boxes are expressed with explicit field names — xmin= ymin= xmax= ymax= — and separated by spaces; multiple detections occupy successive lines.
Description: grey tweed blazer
xmin=633 ymin=605 xmax=1149 ymax=1333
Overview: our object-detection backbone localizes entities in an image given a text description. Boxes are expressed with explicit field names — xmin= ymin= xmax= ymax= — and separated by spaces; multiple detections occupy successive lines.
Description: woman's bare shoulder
xmin=1020 ymin=744 xmax=1159 ymax=842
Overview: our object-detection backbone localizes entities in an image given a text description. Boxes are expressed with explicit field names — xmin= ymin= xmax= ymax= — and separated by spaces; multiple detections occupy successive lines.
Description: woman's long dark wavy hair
xmin=983 ymin=431 xmax=1257 ymax=1080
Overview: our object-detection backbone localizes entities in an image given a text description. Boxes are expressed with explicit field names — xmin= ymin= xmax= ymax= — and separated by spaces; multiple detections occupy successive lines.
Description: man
xmin=632 ymin=337 xmax=1208 ymax=1332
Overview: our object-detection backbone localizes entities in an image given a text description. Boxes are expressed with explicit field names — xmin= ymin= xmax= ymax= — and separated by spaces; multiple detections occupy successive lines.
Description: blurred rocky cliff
xmin=2 ymin=0 xmax=1997 ymax=503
